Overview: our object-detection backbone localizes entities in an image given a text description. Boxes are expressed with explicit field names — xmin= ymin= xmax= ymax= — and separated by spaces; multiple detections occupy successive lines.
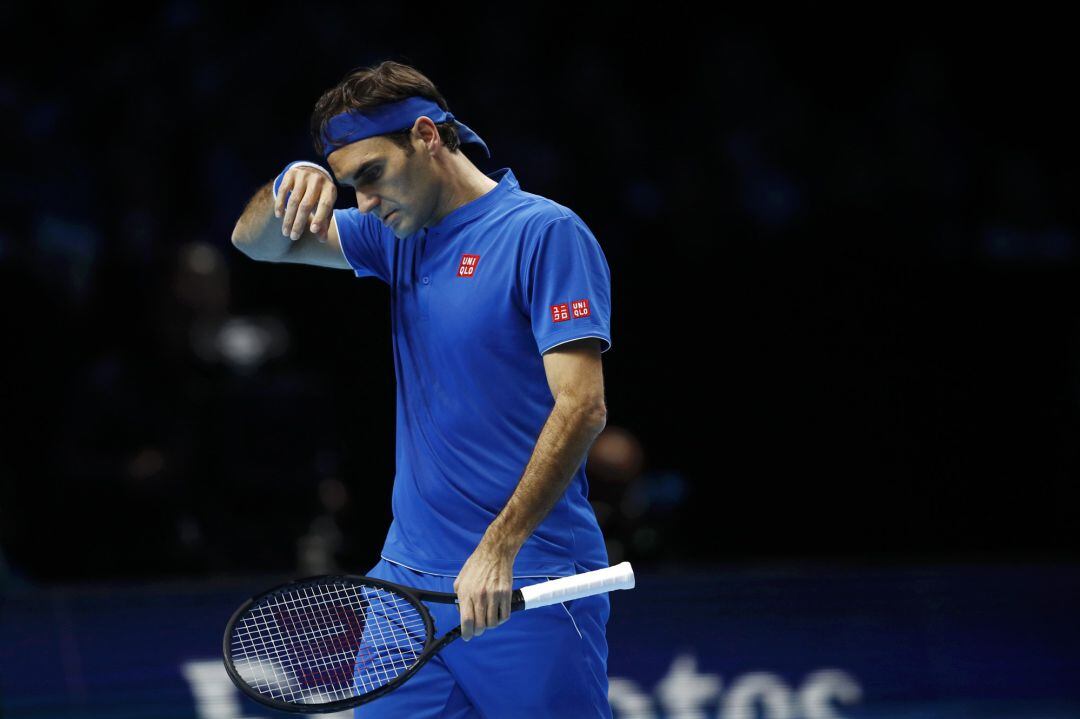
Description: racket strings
xmin=230 ymin=582 xmax=429 ymax=705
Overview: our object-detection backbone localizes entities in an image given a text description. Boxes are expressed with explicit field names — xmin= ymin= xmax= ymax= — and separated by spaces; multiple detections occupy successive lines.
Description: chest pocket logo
xmin=457 ymin=253 xmax=481 ymax=278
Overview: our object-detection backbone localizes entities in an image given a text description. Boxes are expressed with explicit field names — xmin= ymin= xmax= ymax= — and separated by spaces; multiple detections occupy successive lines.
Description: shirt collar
xmin=425 ymin=167 xmax=517 ymax=236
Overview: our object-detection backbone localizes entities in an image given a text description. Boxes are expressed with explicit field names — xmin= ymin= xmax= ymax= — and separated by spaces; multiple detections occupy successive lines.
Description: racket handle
xmin=518 ymin=561 xmax=635 ymax=609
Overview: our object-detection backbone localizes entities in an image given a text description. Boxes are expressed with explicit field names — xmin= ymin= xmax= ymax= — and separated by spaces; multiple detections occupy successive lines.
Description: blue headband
xmin=321 ymin=96 xmax=491 ymax=162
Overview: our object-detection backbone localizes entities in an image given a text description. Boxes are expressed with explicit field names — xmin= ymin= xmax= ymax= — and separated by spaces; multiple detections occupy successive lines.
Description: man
xmin=231 ymin=61 xmax=614 ymax=718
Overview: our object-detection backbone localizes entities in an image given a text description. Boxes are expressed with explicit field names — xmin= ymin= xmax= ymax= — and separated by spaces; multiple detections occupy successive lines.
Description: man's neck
xmin=427 ymin=157 xmax=499 ymax=228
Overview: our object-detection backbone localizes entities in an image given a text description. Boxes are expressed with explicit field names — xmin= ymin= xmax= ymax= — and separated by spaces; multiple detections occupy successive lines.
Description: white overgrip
xmin=519 ymin=562 xmax=635 ymax=610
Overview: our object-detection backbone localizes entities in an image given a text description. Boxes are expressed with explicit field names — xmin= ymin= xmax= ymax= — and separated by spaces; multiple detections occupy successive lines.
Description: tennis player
xmin=231 ymin=60 xmax=613 ymax=718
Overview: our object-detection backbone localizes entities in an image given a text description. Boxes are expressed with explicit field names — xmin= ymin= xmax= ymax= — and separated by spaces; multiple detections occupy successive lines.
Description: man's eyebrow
xmin=337 ymin=158 xmax=383 ymax=186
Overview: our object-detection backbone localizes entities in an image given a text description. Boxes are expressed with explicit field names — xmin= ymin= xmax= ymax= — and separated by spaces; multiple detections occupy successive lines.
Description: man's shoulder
xmin=505 ymin=190 xmax=586 ymax=236
xmin=335 ymin=206 xmax=411 ymax=243
xmin=334 ymin=206 xmax=385 ymax=235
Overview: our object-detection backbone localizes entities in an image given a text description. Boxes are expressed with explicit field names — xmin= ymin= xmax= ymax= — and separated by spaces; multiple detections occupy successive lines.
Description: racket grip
xmin=518 ymin=562 xmax=635 ymax=609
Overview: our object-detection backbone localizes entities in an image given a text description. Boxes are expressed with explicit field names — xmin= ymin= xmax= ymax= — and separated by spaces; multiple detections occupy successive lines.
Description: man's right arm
xmin=231 ymin=180 xmax=350 ymax=269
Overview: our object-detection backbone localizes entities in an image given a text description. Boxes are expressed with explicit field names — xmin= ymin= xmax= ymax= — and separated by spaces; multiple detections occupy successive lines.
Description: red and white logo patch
xmin=551 ymin=298 xmax=592 ymax=323
xmin=550 ymin=303 xmax=570 ymax=322
xmin=571 ymin=298 xmax=591 ymax=319
xmin=457 ymin=254 xmax=480 ymax=278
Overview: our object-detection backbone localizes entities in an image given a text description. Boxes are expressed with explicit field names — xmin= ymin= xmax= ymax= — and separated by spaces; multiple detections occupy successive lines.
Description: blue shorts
xmin=353 ymin=557 xmax=612 ymax=719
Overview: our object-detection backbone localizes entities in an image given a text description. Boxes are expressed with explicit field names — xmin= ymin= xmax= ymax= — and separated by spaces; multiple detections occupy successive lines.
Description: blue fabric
xmin=322 ymin=96 xmax=491 ymax=161
xmin=331 ymin=167 xmax=612 ymax=578
xmin=353 ymin=558 xmax=611 ymax=719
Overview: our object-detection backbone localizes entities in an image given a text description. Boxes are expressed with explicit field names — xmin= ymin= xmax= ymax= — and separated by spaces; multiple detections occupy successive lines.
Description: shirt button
xmin=422 ymin=276 xmax=430 ymax=284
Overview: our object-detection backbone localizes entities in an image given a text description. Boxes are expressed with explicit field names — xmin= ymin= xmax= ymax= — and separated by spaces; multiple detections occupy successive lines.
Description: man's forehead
xmin=327 ymin=138 xmax=389 ymax=177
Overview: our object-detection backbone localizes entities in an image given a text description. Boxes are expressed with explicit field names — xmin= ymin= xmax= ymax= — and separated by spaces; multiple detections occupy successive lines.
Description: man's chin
xmin=391 ymin=216 xmax=406 ymax=237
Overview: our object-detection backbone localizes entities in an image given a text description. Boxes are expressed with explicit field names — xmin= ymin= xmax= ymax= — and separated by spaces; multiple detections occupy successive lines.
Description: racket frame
xmin=222 ymin=573 xmax=480 ymax=714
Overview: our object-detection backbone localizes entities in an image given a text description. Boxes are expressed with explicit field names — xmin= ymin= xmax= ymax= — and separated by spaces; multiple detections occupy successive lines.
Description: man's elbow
xmin=588 ymin=409 xmax=607 ymax=437
xmin=577 ymin=397 xmax=607 ymax=434
xmin=231 ymin=231 xmax=276 ymax=262
xmin=554 ymin=389 xmax=607 ymax=431
xmin=231 ymin=229 xmax=252 ymax=256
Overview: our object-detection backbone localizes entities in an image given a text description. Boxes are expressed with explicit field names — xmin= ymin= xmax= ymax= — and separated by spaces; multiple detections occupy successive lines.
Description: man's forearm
xmin=232 ymin=180 xmax=291 ymax=260
xmin=484 ymin=397 xmax=607 ymax=553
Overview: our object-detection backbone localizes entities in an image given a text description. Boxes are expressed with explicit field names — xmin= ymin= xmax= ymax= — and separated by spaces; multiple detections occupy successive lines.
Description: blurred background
xmin=1 ymin=5 xmax=1078 ymax=718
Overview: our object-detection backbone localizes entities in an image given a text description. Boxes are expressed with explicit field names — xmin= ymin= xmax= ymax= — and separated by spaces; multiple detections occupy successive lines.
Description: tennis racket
xmin=222 ymin=561 xmax=635 ymax=713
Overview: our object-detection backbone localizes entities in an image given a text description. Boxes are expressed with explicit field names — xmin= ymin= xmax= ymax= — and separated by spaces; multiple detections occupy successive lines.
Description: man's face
xmin=327 ymin=130 xmax=437 ymax=239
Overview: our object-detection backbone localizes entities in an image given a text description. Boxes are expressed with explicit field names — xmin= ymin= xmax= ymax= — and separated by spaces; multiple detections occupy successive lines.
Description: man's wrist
xmin=482 ymin=521 xmax=526 ymax=556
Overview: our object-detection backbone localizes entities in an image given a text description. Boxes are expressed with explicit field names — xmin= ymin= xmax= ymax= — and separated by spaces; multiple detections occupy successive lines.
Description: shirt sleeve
xmin=523 ymin=215 xmax=613 ymax=355
xmin=332 ymin=208 xmax=393 ymax=283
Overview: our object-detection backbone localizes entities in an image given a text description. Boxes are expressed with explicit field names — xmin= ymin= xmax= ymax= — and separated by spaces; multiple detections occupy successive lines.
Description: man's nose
xmin=356 ymin=192 xmax=381 ymax=215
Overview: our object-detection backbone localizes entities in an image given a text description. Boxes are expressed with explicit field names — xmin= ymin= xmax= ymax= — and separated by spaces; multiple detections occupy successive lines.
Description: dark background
xmin=2 ymin=7 xmax=1077 ymax=584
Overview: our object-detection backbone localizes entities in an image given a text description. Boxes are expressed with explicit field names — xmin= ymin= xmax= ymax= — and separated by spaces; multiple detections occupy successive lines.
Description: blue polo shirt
xmin=331 ymin=167 xmax=612 ymax=577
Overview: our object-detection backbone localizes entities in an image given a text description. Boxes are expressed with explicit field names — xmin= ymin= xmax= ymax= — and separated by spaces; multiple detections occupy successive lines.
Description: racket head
xmin=222 ymin=574 xmax=446 ymax=713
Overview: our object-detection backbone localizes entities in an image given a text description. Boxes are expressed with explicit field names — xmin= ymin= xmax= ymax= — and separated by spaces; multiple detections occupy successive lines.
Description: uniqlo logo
xmin=458 ymin=254 xmax=480 ymax=277
xmin=550 ymin=303 xmax=570 ymax=322
xmin=571 ymin=298 xmax=591 ymax=318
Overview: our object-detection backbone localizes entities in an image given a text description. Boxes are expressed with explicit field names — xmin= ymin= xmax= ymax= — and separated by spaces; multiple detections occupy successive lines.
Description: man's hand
xmin=454 ymin=537 xmax=517 ymax=641
xmin=275 ymin=165 xmax=337 ymax=243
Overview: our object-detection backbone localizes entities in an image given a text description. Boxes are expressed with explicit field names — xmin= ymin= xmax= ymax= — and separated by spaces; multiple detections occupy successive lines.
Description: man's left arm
xmin=454 ymin=338 xmax=607 ymax=641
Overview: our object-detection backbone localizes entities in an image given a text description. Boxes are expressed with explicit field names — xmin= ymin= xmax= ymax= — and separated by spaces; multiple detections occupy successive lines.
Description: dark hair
xmin=310 ymin=60 xmax=461 ymax=160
